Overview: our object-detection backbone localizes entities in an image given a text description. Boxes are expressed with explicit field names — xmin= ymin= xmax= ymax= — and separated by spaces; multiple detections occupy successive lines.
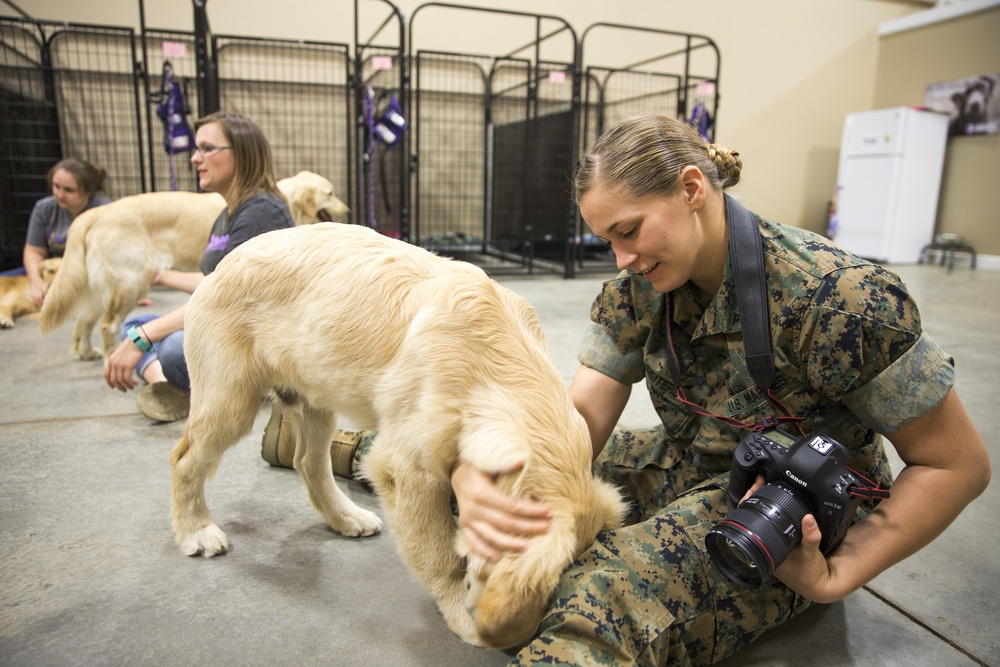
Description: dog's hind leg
xmin=100 ymin=288 xmax=140 ymax=359
xmin=70 ymin=310 xmax=101 ymax=360
xmin=362 ymin=435 xmax=480 ymax=645
xmin=170 ymin=387 xmax=259 ymax=557
xmin=293 ymin=403 xmax=382 ymax=537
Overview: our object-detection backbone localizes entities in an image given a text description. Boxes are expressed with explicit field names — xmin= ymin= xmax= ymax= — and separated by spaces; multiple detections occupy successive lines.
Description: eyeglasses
xmin=193 ymin=144 xmax=232 ymax=157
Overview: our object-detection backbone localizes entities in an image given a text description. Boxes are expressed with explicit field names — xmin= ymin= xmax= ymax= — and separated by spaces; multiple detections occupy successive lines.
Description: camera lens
xmin=705 ymin=482 xmax=811 ymax=589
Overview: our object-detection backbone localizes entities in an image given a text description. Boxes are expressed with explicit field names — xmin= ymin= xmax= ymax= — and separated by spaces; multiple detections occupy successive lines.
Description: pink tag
xmin=548 ymin=70 xmax=566 ymax=84
xmin=372 ymin=56 xmax=393 ymax=71
xmin=162 ymin=41 xmax=186 ymax=58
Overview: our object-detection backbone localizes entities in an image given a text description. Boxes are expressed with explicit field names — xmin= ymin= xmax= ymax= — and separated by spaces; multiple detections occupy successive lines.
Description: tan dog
xmin=172 ymin=223 xmax=626 ymax=649
xmin=39 ymin=172 xmax=347 ymax=360
xmin=278 ymin=170 xmax=349 ymax=225
xmin=0 ymin=257 xmax=62 ymax=328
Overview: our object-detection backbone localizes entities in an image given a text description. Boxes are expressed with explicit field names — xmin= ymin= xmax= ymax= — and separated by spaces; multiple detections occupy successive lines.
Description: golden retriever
xmin=38 ymin=172 xmax=348 ymax=360
xmin=278 ymin=170 xmax=350 ymax=226
xmin=172 ymin=222 xmax=626 ymax=649
xmin=0 ymin=257 xmax=62 ymax=328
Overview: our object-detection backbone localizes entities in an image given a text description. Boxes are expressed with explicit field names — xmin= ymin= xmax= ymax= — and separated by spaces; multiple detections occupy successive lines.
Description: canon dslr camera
xmin=705 ymin=429 xmax=884 ymax=589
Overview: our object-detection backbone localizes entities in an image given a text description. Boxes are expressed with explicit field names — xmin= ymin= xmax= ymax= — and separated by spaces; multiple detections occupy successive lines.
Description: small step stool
xmin=918 ymin=233 xmax=977 ymax=272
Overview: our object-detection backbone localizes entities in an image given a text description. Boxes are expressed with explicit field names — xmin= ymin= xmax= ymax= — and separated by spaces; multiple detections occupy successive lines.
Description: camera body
xmin=728 ymin=429 xmax=866 ymax=554
xmin=706 ymin=428 xmax=870 ymax=588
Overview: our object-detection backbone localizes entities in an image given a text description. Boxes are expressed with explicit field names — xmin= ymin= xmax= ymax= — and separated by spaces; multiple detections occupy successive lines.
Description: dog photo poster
xmin=924 ymin=73 xmax=1000 ymax=137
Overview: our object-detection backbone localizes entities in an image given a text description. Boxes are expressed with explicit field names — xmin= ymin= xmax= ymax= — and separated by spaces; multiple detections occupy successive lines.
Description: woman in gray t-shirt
xmin=103 ymin=112 xmax=293 ymax=423
xmin=4 ymin=158 xmax=109 ymax=306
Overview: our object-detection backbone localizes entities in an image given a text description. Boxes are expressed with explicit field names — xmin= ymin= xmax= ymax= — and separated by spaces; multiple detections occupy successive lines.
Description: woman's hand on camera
xmin=773 ymin=513 xmax=840 ymax=603
xmin=739 ymin=474 xmax=839 ymax=602
xmin=451 ymin=461 xmax=552 ymax=563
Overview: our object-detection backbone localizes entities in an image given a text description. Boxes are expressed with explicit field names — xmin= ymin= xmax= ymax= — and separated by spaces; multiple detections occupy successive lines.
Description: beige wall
xmin=19 ymin=0 xmax=963 ymax=243
xmin=874 ymin=6 xmax=1000 ymax=257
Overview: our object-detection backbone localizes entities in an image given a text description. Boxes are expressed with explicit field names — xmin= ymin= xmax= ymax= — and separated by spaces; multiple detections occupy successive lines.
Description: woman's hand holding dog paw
xmin=451 ymin=461 xmax=552 ymax=563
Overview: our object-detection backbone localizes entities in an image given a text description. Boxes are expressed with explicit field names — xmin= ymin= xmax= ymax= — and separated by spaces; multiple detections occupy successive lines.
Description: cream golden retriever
xmin=38 ymin=171 xmax=348 ymax=360
xmin=0 ymin=257 xmax=61 ymax=328
xmin=172 ymin=222 xmax=626 ymax=649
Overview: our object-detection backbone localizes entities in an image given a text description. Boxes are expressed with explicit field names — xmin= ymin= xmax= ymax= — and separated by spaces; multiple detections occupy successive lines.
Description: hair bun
xmin=707 ymin=143 xmax=742 ymax=188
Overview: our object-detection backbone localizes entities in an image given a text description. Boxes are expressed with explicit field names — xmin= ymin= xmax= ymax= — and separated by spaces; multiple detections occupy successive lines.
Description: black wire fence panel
xmin=412 ymin=51 xmax=489 ymax=250
xmin=574 ymin=23 xmax=721 ymax=275
xmin=409 ymin=56 xmax=578 ymax=276
xmin=215 ymin=35 xmax=354 ymax=216
xmin=0 ymin=18 xmax=143 ymax=270
xmin=47 ymin=25 xmax=145 ymax=199
xmin=0 ymin=20 xmax=54 ymax=268
xmin=406 ymin=4 xmax=580 ymax=277
xmin=488 ymin=59 xmax=577 ymax=275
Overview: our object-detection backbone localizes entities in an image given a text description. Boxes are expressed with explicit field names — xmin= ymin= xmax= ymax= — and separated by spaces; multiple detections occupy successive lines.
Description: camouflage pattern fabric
xmin=512 ymin=213 xmax=956 ymax=666
xmin=353 ymin=430 xmax=376 ymax=472
xmin=510 ymin=425 xmax=811 ymax=666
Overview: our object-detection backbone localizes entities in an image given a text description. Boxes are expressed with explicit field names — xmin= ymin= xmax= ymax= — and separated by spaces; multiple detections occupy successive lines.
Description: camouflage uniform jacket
xmin=580 ymin=211 xmax=955 ymax=497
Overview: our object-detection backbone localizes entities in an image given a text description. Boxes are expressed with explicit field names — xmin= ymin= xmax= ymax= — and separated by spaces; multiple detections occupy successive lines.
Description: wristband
xmin=127 ymin=325 xmax=153 ymax=353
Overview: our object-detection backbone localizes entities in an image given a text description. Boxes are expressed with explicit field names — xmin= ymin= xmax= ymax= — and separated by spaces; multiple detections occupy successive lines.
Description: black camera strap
xmin=662 ymin=194 xmax=805 ymax=435
xmin=726 ymin=194 xmax=774 ymax=392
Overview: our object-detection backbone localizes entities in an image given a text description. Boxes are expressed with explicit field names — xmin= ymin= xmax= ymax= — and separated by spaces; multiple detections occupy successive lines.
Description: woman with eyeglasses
xmin=103 ymin=111 xmax=294 ymax=422
xmin=1 ymin=158 xmax=110 ymax=305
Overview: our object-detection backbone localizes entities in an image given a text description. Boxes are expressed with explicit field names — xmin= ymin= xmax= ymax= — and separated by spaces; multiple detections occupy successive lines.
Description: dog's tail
xmin=39 ymin=207 xmax=98 ymax=334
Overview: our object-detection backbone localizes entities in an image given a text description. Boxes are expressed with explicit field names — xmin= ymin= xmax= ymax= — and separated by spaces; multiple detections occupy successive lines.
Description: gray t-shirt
xmin=25 ymin=194 xmax=110 ymax=256
xmin=198 ymin=192 xmax=294 ymax=275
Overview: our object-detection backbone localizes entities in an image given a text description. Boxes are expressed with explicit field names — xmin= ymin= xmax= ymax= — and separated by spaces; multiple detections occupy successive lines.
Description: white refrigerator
xmin=833 ymin=107 xmax=949 ymax=263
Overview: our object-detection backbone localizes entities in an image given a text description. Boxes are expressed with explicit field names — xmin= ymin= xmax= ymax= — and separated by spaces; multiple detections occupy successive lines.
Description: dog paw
xmin=74 ymin=347 xmax=102 ymax=361
xmin=442 ymin=603 xmax=482 ymax=646
xmin=0 ymin=317 xmax=13 ymax=329
xmin=330 ymin=507 xmax=382 ymax=537
xmin=178 ymin=524 xmax=230 ymax=557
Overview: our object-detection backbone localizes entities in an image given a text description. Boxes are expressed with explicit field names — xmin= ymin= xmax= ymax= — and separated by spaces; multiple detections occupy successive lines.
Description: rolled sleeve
xmin=578 ymin=321 xmax=646 ymax=385
xmin=841 ymin=331 xmax=954 ymax=433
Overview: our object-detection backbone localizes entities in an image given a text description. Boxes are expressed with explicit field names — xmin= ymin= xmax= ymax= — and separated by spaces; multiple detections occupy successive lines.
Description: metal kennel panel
xmin=487 ymin=58 xmax=578 ymax=276
xmin=0 ymin=18 xmax=144 ymax=270
xmin=573 ymin=23 xmax=721 ymax=275
xmin=214 ymin=35 xmax=354 ymax=215
xmin=141 ymin=29 xmax=202 ymax=194
xmin=0 ymin=19 xmax=56 ymax=269
xmin=411 ymin=51 xmax=489 ymax=251
xmin=46 ymin=23 xmax=146 ymax=199
xmin=408 ymin=2 xmax=579 ymax=276
xmin=580 ymin=68 xmax=683 ymax=149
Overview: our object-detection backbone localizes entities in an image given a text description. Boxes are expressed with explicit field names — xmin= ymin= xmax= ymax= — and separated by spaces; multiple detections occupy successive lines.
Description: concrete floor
xmin=0 ymin=263 xmax=996 ymax=666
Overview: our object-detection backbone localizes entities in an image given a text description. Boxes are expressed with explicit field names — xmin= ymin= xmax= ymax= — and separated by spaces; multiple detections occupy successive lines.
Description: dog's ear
xmin=39 ymin=257 xmax=62 ymax=285
xmin=299 ymin=184 xmax=319 ymax=217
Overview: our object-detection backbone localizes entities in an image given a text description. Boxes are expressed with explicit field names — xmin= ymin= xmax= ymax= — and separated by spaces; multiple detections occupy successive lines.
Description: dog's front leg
xmin=363 ymin=448 xmax=480 ymax=645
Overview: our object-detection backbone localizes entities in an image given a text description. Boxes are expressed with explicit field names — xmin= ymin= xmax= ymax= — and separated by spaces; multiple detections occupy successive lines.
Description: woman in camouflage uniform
xmin=449 ymin=113 xmax=990 ymax=665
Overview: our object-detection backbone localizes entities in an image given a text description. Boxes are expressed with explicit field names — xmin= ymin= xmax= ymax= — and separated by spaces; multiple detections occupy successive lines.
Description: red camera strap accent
xmin=663 ymin=292 xmax=807 ymax=438
xmin=846 ymin=467 xmax=892 ymax=499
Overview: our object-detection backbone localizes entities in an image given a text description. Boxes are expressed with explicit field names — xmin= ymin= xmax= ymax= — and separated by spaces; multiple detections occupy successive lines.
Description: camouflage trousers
xmin=507 ymin=424 xmax=812 ymax=667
